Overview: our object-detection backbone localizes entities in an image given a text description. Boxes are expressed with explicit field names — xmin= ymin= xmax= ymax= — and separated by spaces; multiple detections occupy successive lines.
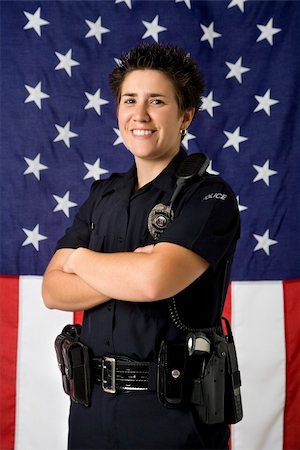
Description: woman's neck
xmin=134 ymin=152 xmax=177 ymax=190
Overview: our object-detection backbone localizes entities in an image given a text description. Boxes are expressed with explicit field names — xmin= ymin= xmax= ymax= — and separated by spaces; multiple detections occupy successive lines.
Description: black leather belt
xmin=92 ymin=356 xmax=157 ymax=394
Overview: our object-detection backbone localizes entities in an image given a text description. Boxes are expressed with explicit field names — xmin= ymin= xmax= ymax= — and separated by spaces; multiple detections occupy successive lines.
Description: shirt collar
xmin=108 ymin=147 xmax=187 ymax=200
xmin=151 ymin=147 xmax=187 ymax=195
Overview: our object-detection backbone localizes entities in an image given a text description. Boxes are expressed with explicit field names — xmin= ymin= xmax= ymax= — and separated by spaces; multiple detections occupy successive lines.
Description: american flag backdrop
xmin=0 ymin=0 xmax=300 ymax=449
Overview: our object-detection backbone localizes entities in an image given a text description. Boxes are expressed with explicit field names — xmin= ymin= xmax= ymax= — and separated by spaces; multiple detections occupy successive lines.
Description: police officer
xmin=42 ymin=43 xmax=240 ymax=449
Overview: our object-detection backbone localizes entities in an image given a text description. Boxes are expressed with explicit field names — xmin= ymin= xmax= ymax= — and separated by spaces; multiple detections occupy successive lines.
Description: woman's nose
xmin=133 ymin=102 xmax=150 ymax=122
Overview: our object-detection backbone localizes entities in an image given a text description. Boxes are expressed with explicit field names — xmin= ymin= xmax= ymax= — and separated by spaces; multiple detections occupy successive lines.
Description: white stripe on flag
xmin=231 ymin=281 xmax=286 ymax=450
xmin=15 ymin=276 xmax=72 ymax=450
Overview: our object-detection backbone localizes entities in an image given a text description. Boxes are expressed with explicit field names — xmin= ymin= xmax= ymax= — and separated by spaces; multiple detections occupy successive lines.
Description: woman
xmin=42 ymin=42 xmax=240 ymax=449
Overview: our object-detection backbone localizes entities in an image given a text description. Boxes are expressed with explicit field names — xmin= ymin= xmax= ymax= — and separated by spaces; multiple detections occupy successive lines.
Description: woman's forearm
xmin=63 ymin=244 xmax=208 ymax=302
xmin=42 ymin=266 xmax=110 ymax=311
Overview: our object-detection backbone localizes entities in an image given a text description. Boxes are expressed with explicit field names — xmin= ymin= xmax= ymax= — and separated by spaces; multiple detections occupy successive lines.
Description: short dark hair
xmin=109 ymin=42 xmax=205 ymax=114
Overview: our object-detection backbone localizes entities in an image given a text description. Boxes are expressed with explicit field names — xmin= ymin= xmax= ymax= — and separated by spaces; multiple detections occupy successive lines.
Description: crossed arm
xmin=42 ymin=243 xmax=209 ymax=312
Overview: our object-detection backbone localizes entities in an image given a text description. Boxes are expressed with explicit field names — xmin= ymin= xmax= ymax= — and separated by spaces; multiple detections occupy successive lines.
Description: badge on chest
xmin=147 ymin=203 xmax=174 ymax=240
xmin=147 ymin=152 xmax=209 ymax=241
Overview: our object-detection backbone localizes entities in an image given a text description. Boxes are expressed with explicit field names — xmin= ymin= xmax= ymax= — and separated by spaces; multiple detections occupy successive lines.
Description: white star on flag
xmin=254 ymin=89 xmax=279 ymax=116
xmin=200 ymin=22 xmax=222 ymax=48
xmin=142 ymin=15 xmax=167 ymax=42
xmin=175 ymin=0 xmax=191 ymax=9
xmin=84 ymin=89 xmax=109 ymax=116
xmin=223 ymin=127 xmax=248 ymax=152
xmin=23 ymin=7 xmax=49 ymax=37
xmin=181 ymin=131 xmax=196 ymax=150
xmin=115 ymin=0 xmax=132 ymax=9
xmin=85 ymin=17 xmax=110 ymax=44
xmin=53 ymin=191 xmax=77 ymax=217
xmin=114 ymin=58 xmax=122 ymax=67
xmin=236 ymin=195 xmax=248 ymax=212
xmin=201 ymin=91 xmax=221 ymax=117
xmin=84 ymin=158 xmax=109 ymax=181
xmin=207 ymin=161 xmax=220 ymax=175
xmin=253 ymin=160 xmax=277 ymax=186
xmin=253 ymin=229 xmax=278 ymax=256
xmin=227 ymin=0 xmax=247 ymax=13
xmin=55 ymin=49 xmax=80 ymax=77
xmin=113 ymin=128 xmax=125 ymax=146
xmin=257 ymin=18 xmax=282 ymax=46
xmin=22 ymin=224 xmax=47 ymax=251
xmin=225 ymin=57 xmax=250 ymax=83
xmin=24 ymin=82 xmax=49 ymax=109
xmin=23 ymin=153 xmax=48 ymax=180
xmin=182 ymin=131 xmax=196 ymax=150
xmin=54 ymin=122 xmax=78 ymax=148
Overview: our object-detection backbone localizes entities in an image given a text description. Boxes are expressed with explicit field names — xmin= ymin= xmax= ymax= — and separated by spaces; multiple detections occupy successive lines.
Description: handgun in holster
xmin=54 ymin=324 xmax=91 ymax=407
xmin=188 ymin=330 xmax=228 ymax=424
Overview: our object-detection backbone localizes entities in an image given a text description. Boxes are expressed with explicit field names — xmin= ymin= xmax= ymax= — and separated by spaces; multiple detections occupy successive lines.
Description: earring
xmin=180 ymin=129 xmax=187 ymax=137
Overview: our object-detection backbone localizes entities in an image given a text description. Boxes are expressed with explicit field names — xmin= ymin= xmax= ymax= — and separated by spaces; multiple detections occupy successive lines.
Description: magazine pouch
xmin=157 ymin=340 xmax=188 ymax=408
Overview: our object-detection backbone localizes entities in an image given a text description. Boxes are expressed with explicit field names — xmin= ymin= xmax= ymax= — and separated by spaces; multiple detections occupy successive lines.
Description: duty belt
xmin=92 ymin=356 xmax=157 ymax=394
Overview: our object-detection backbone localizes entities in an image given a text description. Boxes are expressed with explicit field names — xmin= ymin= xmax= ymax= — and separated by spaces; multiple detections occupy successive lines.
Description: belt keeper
xmin=147 ymin=361 xmax=157 ymax=391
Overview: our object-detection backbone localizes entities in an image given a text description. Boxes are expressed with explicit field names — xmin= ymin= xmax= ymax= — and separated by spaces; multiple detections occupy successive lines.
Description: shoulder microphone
xmin=170 ymin=153 xmax=210 ymax=207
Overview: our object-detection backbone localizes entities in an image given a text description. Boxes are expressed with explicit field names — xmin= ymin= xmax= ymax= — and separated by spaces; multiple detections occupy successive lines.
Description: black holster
xmin=189 ymin=331 xmax=227 ymax=424
xmin=189 ymin=322 xmax=243 ymax=424
xmin=54 ymin=324 xmax=91 ymax=407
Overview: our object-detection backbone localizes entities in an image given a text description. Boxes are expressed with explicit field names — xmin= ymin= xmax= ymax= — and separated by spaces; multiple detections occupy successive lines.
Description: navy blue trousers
xmin=68 ymin=387 xmax=229 ymax=449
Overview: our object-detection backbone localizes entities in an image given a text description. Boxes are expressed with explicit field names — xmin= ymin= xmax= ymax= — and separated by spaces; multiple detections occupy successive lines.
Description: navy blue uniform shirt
xmin=56 ymin=148 xmax=240 ymax=449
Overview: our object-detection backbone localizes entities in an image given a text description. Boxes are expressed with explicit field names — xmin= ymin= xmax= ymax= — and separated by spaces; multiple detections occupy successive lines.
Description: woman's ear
xmin=181 ymin=107 xmax=195 ymax=130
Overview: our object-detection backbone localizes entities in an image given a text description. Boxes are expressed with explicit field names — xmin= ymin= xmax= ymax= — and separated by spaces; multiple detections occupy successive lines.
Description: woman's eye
xmin=151 ymin=99 xmax=162 ymax=105
xmin=124 ymin=98 xmax=135 ymax=104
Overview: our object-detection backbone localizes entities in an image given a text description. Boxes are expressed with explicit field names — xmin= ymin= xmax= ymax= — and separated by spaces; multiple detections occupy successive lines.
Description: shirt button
xmin=105 ymin=340 xmax=110 ymax=346
xmin=107 ymin=304 xmax=112 ymax=311
xmin=117 ymin=236 xmax=124 ymax=243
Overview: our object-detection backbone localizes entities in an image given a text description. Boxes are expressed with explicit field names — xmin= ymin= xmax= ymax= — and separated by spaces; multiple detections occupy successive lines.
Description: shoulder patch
xmin=202 ymin=192 xmax=228 ymax=201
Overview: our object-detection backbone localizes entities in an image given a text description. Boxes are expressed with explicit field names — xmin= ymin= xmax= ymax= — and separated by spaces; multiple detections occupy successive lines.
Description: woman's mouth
xmin=132 ymin=129 xmax=155 ymax=136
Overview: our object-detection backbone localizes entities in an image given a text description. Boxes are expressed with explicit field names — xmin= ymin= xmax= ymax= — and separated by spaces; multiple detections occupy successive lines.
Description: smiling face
xmin=117 ymin=69 xmax=194 ymax=164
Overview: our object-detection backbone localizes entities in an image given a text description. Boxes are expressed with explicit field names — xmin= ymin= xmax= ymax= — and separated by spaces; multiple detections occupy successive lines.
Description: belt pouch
xmin=61 ymin=338 xmax=91 ymax=407
xmin=54 ymin=333 xmax=70 ymax=395
xmin=190 ymin=334 xmax=227 ymax=424
xmin=157 ymin=340 xmax=187 ymax=408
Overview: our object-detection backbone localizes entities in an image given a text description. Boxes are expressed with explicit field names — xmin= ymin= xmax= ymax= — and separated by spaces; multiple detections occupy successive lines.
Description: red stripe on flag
xmin=73 ymin=311 xmax=84 ymax=325
xmin=223 ymin=282 xmax=232 ymax=324
xmin=283 ymin=279 xmax=300 ymax=450
xmin=0 ymin=276 xmax=19 ymax=450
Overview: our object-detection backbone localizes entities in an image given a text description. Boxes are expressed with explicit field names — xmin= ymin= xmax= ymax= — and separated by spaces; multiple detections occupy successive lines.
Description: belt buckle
xmin=102 ymin=357 xmax=116 ymax=394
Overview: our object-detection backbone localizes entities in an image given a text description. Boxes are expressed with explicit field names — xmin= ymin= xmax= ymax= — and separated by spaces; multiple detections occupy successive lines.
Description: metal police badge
xmin=147 ymin=203 xmax=174 ymax=240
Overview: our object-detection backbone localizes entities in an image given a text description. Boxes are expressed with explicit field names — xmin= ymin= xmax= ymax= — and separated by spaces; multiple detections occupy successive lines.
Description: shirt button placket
xmin=104 ymin=300 xmax=115 ymax=352
xmin=106 ymin=205 xmax=128 ymax=353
